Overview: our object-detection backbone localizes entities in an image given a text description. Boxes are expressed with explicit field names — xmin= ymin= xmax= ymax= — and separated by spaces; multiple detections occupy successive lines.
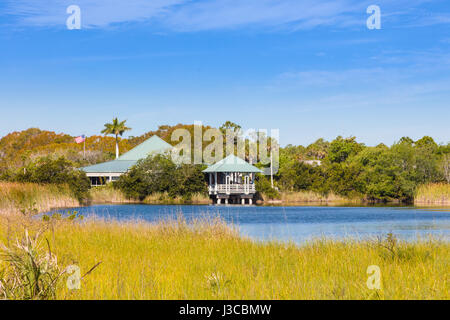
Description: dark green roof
xmin=81 ymin=135 xmax=172 ymax=174
xmin=203 ymin=155 xmax=262 ymax=173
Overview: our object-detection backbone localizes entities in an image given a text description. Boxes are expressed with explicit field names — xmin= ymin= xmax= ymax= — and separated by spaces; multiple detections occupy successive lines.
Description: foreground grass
xmin=0 ymin=182 xmax=78 ymax=216
xmin=1 ymin=216 xmax=448 ymax=300
xmin=415 ymin=183 xmax=450 ymax=205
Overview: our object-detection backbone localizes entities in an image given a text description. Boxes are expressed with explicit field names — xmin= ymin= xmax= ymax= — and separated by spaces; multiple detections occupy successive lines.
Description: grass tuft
xmin=415 ymin=183 xmax=450 ymax=205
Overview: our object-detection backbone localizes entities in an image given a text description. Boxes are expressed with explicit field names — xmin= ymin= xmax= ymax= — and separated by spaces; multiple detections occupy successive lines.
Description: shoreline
xmin=52 ymin=200 xmax=450 ymax=211
xmin=1 ymin=181 xmax=449 ymax=217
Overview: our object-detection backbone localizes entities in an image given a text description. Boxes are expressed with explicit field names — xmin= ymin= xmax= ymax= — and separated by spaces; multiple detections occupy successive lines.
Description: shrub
xmin=10 ymin=156 xmax=90 ymax=203
xmin=114 ymin=154 xmax=207 ymax=201
xmin=255 ymin=174 xmax=280 ymax=199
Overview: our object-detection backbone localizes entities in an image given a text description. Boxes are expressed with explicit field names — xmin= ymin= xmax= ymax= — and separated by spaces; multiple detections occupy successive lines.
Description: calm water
xmin=52 ymin=204 xmax=450 ymax=243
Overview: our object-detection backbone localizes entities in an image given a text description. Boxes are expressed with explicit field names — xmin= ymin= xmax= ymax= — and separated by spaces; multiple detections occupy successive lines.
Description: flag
xmin=75 ymin=135 xmax=86 ymax=144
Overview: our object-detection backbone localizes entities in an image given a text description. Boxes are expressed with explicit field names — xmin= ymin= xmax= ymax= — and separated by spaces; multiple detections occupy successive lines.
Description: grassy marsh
xmin=0 ymin=215 xmax=448 ymax=300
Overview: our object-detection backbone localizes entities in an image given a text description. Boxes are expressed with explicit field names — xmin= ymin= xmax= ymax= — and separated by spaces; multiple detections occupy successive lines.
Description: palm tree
xmin=101 ymin=118 xmax=131 ymax=159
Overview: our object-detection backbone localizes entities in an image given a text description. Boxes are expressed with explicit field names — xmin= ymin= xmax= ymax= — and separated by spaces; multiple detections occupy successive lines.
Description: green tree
xmin=255 ymin=174 xmax=280 ymax=199
xmin=328 ymin=136 xmax=364 ymax=164
xmin=350 ymin=142 xmax=441 ymax=201
xmin=399 ymin=136 xmax=415 ymax=145
xmin=101 ymin=118 xmax=132 ymax=159
xmin=219 ymin=121 xmax=242 ymax=133
xmin=305 ymin=138 xmax=330 ymax=160
xmin=442 ymin=154 xmax=450 ymax=183
xmin=115 ymin=154 xmax=207 ymax=201
xmin=415 ymin=136 xmax=438 ymax=154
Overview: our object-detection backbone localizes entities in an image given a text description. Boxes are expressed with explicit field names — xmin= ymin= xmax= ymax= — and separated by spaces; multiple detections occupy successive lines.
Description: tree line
xmin=0 ymin=121 xmax=448 ymax=203
xmin=269 ymin=136 xmax=450 ymax=201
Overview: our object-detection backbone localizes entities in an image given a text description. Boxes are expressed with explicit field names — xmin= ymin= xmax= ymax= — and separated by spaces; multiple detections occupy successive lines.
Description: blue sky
xmin=0 ymin=0 xmax=449 ymax=146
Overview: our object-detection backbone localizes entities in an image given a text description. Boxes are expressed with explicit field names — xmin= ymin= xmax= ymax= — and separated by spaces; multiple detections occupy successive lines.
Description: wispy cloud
xmin=2 ymin=0 xmax=185 ymax=28
xmin=270 ymin=67 xmax=411 ymax=95
xmin=2 ymin=0 xmax=447 ymax=31
xmin=268 ymin=49 xmax=450 ymax=100
xmin=162 ymin=0 xmax=362 ymax=31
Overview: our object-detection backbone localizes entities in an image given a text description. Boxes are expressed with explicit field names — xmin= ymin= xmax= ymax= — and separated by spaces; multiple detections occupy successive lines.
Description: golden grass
xmin=89 ymin=185 xmax=210 ymax=205
xmin=0 ymin=182 xmax=78 ymax=216
xmin=0 ymin=182 xmax=210 ymax=216
xmin=144 ymin=192 xmax=211 ymax=205
xmin=89 ymin=186 xmax=135 ymax=204
xmin=415 ymin=183 xmax=450 ymax=205
xmin=89 ymin=187 xmax=211 ymax=205
xmin=1 ymin=215 xmax=448 ymax=300
xmin=270 ymin=191 xmax=354 ymax=204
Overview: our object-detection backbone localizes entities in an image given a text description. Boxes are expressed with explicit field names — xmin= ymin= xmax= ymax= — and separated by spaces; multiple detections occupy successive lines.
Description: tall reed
xmin=143 ymin=192 xmax=211 ymax=205
xmin=0 ymin=182 xmax=78 ymax=216
xmin=89 ymin=185 xmax=135 ymax=204
xmin=415 ymin=183 xmax=450 ymax=205
xmin=271 ymin=191 xmax=352 ymax=203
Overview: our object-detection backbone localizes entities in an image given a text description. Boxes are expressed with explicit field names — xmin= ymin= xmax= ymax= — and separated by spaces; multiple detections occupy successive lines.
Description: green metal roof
xmin=81 ymin=160 xmax=137 ymax=173
xmin=81 ymin=135 xmax=172 ymax=174
xmin=203 ymin=155 xmax=262 ymax=173
xmin=118 ymin=135 xmax=172 ymax=161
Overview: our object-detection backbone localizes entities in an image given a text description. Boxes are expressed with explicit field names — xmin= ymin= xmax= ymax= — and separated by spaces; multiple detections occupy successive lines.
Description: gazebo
xmin=203 ymin=155 xmax=262 ymax=205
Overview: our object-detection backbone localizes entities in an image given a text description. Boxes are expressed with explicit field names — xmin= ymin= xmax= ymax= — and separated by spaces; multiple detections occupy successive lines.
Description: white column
xmin=270 ymin=148 xmax=274 ymax=189
xmin=242 ymin=198 xmax=245 ymax=205
xmin=215 ymin=172 xmax=218 ymax=193
xmin=225 ymin=198 xmax=228 ymax=205
xmin=249 ymin=198 xmax=253 ymax=205
xmin=225 ymin=173 xmax=231 ymax=195
xmin=217 ymin=198 xmax=221 ymax=204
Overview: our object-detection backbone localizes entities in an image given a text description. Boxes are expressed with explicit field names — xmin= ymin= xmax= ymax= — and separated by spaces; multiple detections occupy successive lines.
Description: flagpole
xmin=83 ymin=135 xmax=86 ymax=160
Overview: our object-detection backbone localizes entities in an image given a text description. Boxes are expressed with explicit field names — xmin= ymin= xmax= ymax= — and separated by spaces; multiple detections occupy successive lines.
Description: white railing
xmin=209 ymin=184 xmax=256 ymax=195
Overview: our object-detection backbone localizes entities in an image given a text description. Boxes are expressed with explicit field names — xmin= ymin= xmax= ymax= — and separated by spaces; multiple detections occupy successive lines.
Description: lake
xmin=52 ymin=204 xmax=450 ymax=244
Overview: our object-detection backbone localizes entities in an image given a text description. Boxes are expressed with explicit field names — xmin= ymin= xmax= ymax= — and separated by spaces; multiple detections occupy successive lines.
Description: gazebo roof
xmin=81 ymin=135 xmax=172 ymax=174
xmin=203 ymin=155 xmax=262 ymax=173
